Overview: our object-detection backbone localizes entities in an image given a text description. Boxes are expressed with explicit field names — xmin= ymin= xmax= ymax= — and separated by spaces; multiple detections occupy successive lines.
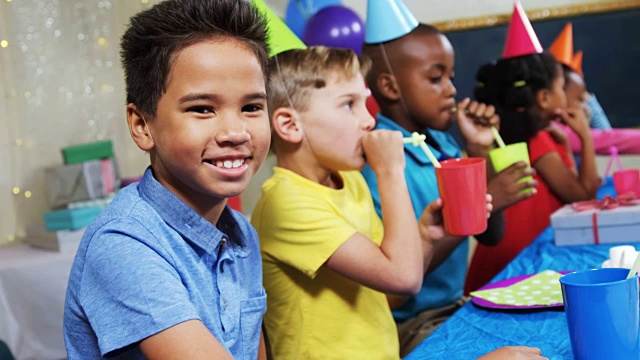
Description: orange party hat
xmin=502 ymin=0 xmax=543 ymax=59
xmin=549 ymin=23 xmax=574 ymax=67
xmin=570 ymin=50 xmax=583 ymax=75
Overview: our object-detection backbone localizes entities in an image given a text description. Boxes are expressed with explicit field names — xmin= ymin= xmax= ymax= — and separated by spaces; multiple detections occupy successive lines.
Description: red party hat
xmin=502 ymin=0 xmax=543 ymax=59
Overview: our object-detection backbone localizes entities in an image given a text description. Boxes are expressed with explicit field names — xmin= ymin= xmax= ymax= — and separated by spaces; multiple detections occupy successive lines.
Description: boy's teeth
xmin=214 ymin=159 xmax=245 ymax=169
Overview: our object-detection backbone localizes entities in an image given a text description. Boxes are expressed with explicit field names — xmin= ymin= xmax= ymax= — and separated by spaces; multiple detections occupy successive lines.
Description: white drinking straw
xmin=626 ymin=252 xmax=640 ymax=279
xmin=403 ymin=132 xmax=441 ymax=168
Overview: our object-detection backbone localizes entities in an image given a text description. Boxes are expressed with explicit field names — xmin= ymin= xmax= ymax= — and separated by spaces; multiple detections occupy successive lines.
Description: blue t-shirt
xmin=361 ymin=114 xmax=468 ymax=322
xmin=63 ymin=167 xmax=266 ymax=359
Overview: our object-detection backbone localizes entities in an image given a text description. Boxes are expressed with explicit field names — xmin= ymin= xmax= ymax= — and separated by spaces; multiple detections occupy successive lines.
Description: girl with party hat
xmin=466 ymin=3 xmax=601 ymax=294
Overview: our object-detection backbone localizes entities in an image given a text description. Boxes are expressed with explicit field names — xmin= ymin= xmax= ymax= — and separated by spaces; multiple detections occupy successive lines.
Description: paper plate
xmin=471 ymin=271 xmax=571 ymax=310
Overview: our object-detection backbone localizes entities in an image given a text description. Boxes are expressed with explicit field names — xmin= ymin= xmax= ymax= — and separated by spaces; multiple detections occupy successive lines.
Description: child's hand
xmin=418 ymin=195 xmax=493 ymax=243
xmin=455 ymin=98 xmax=500 ymax=156
xmin=556 ymin=104 xmax=590 ymax=139
xmin=478 ymin=346 xmax=548 ymax=360
xmin=418 ymin=198 xmax=446 ymax=243
xmin=488 ymin=162 xmax=538 ymax=212
xmin=362 ymin=130 xmax=405 ymax=175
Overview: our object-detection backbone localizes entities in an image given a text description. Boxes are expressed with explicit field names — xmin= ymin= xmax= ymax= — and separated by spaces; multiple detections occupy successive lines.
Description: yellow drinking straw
xmin=403 ymin=132 xmax=441 ymax=168
xmin=491 ymin=126 xmax=506 ymax=148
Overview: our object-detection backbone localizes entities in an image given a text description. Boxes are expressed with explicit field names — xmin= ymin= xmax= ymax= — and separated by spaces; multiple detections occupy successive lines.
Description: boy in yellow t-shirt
xmin=251 ymin=46 xmax=478 ymax=359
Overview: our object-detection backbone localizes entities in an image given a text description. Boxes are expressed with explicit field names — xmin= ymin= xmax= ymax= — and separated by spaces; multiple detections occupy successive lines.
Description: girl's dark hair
xmin=474 ymin=52 xmax=561 ymax=144
xmin=120 ymin=0 xmax=269 ymax=118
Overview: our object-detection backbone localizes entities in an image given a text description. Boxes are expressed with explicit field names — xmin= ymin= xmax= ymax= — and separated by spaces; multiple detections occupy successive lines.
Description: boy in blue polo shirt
xmin=63 ymin=0 xmax=271 ymax=358
xmin=361 ymin=1 xmax=539 ymax=357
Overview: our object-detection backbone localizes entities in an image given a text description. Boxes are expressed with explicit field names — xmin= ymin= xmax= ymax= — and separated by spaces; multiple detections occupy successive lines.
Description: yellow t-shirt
xmin=251 ymin=167 xmax=399 ymax=360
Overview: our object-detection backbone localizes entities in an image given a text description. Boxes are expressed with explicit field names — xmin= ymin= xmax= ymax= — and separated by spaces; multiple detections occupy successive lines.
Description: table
xmin=0 ymin=244 xmax=76 ymax=360
xmin=407 ymin=181 xmax=639 ymax=360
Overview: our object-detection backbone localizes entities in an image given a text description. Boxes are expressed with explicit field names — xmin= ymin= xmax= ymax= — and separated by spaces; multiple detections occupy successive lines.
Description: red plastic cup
xmin=613 ymin=169 xmax=640 ymax=196
xmin=435 ymin=158 xmax=488 ymax=236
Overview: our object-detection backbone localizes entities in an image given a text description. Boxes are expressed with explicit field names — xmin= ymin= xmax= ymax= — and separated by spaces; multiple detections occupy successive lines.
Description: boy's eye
xmin=188 ymin=106 xmax=214 ymax=114
xmin=242 ymin=104 xmax=263 ymax=113
xmin=342 ymin=101 xmax=354 ymax=110
xmin=429 ymin=76 xmax=442 ymax=84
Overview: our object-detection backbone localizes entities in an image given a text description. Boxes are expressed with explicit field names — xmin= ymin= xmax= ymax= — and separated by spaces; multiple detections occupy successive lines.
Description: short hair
xmin=120 ymin=0 xmax=269 ymax=118
xmin=267 ymin=46 xmax=371 ymax=114
xmin=362 ymin=23 xmax=441 ymax=105
xmin=475 ymin=52 xmax=560 ymax=144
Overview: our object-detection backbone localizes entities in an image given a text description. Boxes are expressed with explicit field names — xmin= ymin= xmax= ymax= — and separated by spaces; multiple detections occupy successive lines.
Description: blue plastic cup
xmin=560 ymin=268 xmax=640 ymax=360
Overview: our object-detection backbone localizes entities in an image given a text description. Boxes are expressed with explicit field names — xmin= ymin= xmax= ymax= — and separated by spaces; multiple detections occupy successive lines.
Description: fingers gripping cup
xmin=435 ymin=158 xmax=487 ymax=236
xmin=560 ymin=268 xmax=640 ymax=360
xmin=489 ymin=142 xmax=533 ymax=189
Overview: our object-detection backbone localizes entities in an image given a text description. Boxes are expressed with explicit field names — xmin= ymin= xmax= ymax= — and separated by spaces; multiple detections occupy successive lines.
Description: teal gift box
xmin=43 ymin=206 xmax=102 ymax=231
xmin=62 ymin=140 xmax=114 ymax=165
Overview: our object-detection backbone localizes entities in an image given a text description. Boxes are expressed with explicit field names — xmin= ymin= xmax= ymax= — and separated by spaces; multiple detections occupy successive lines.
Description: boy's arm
xmin=140 ymin=320 xmax=233 ymax=360
xmin=326 ymin=130 xmax=426 ymax=295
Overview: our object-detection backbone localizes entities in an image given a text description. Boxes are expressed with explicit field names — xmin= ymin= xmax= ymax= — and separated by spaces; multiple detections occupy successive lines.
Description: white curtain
xmin=0 ymin=0 xmax=162 ymax=247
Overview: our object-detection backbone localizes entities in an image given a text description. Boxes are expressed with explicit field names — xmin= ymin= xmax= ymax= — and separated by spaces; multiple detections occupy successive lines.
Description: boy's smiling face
xmin=390 ymin=32 xmax=457 ymax=132
xmin=299 ymin=72 xmax=375 ymax=173
xmin=140 ymin=37 xmax=270 ymax=215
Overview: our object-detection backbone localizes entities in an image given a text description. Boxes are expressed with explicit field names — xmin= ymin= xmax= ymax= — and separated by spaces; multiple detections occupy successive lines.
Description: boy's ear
xmin=127 ymin=104 xmax=155 ymax=151
xmin=535 ymin=88 xmax=551 ymax=111
xmin=272 ymin=107 xmax=303 ymax=144
xmin=377 ymin=73 xmax=401 ymax=101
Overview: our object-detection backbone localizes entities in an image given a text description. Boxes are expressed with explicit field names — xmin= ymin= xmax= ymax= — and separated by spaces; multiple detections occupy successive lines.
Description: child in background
xmin=548 ymin=23 xmax=640 ymax=155
xmin=251 ymin=45 xmax=461 ymax=359
xmin=64 ymin=0 xmax=271 ymax=358
xmin=361 ymin=0 xmax=538 ymax=355
xmin=466 ymin=19 xmax=600 ymax=292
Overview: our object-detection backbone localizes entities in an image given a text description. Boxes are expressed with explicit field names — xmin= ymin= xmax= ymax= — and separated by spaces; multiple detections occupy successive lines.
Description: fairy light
xmin=0 ymin=40 xmax=8 ymax=48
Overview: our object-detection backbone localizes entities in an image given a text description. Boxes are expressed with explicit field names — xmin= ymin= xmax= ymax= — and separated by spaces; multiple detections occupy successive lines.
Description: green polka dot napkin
xmin=470 ymin=270 xmax=564 ymax=306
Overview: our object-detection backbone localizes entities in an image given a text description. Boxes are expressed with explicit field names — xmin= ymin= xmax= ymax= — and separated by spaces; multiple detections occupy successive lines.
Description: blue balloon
xmin=285 ymin=0 xmax=342 ymax=38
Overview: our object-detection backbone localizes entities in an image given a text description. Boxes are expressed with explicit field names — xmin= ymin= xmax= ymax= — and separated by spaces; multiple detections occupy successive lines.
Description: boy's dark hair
xmin=121 ymin=0 xmax=269 ymax=118
xmin=474 ymin=52 xmax=560 ymax=144
xmin=362 ymin=23 xmax=441 ymax=107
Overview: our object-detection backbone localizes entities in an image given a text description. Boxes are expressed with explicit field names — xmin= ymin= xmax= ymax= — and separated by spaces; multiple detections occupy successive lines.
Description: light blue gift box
xmin=551 ymin=204 xmax=640 ymax=246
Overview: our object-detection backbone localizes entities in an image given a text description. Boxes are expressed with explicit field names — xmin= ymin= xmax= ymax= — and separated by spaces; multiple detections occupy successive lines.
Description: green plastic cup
xmin=489 ymin=142 xmax=533 ymax=191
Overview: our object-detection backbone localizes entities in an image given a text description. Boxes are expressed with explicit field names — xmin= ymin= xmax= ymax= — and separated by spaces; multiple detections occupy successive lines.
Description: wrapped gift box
xmin=43 ymin=206 xmax=102 ymax=231
xmin=25 ymin=224 xmax=85 ymax=253
xmin=551 ymin=204 xmax=640 ymax=246
xmin=45 ymin=159 xmax=117 ymax=208
xmin=62 ymin=140 xmax=113 ymax=165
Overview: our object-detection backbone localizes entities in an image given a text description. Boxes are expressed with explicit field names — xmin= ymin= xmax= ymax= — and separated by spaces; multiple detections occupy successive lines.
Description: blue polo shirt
xmin=361 ymin=114 xmax=468 ymax=322
xmin=64 ymin=167 xmax=266 ymax=359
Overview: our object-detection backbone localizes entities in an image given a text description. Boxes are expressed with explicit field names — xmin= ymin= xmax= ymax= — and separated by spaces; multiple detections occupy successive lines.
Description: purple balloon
xmin=302 ymin=5 xmax=365 ymax=55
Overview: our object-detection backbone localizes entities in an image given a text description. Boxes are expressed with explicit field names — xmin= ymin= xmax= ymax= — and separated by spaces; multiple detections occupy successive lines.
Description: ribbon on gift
xmin=570 ymin=193 xmax=638 ymax=244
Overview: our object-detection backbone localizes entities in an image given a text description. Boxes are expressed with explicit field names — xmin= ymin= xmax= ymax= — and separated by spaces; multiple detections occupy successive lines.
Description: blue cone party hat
xmin=365 ymin=0 xmax=418 ymax=44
